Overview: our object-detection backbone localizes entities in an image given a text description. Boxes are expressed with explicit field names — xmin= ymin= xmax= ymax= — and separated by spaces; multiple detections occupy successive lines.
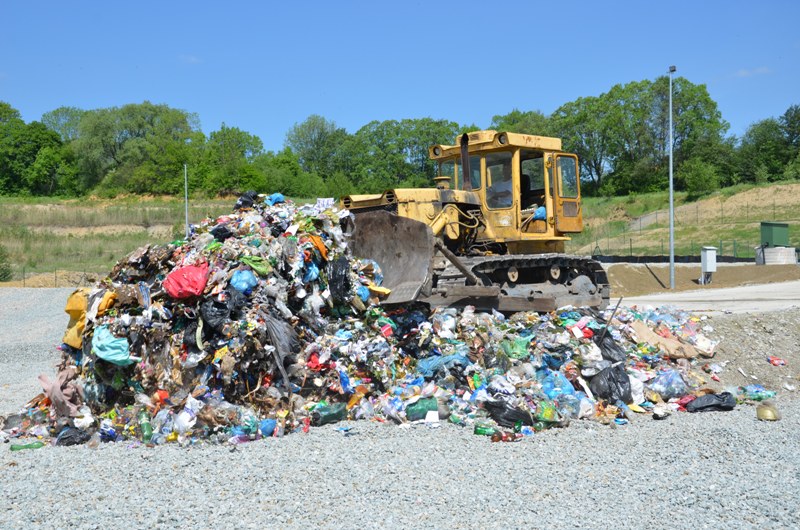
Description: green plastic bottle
xmin=312 ymin=402 xmax=347 ymax=426
xmin=10 ymin=441 xmax=45 ymax=451
xmin=139 ymin=410 xmax=153 ymax=443
xmin=473 ymin=421 xmax=498 ymax=436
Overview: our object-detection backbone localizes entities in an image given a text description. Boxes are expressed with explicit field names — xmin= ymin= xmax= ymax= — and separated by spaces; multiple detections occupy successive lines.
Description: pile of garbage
xmin=0 ymin=193 xmax=777 ymax=449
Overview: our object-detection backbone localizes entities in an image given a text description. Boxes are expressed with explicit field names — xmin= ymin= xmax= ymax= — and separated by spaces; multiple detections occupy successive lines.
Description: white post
xmin=668 ymin=65 xmax=676 ymax=289
xmin=184 ymin=163 xmax=190 ymax=239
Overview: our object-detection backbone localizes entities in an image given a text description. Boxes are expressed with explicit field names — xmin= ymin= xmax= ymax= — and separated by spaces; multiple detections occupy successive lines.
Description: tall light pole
xmin=668 ymin=65 xmax=676 ymax=289
xmin=184 ymin=163 xmax=190 ymax=240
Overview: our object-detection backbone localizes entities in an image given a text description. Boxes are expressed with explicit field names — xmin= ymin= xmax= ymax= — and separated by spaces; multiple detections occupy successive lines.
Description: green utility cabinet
xmin=760 ymin=222 xmax=789 ymax=247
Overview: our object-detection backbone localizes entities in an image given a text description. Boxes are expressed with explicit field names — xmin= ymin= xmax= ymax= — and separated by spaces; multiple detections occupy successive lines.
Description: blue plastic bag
xmin=541 ymin=370 xmax=576 ymax=399
xmin=259 ymin=419 xmax=277 ymax=437
xmin=92 ymin=325 xmax=133 ymax=366
xmin=416 ymin=353 xmax=470 ymax=378
xmin=303 ymin=261 xmax=320 ymax=283
xmin=264 ymin=192 xmax=285 ymax=206
xmin=533 ymin=206 xmax=546 ymax=220
xmin=230 ymin=269 xmax=259 ymax=294
xmin=648 ymin=369 xmax=688 ymax=401
xmin=356 ymin=285 xmax=370 ymax=301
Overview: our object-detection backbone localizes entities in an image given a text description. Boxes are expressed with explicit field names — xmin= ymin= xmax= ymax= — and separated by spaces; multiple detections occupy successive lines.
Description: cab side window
xmin=485 ymin=152 xmax=513 ymax=209
xmin=556 ymin=156 xmax=579 ymax=198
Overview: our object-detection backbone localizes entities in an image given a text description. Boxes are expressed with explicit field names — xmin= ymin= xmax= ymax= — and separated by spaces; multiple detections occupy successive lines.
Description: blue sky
xmin=2 ymin=1 xmax=798 ymax=152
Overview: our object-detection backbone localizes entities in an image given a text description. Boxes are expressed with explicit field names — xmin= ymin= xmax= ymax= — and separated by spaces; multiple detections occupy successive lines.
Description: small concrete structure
xmin=755 ymin=246 xmax=798 ymax=265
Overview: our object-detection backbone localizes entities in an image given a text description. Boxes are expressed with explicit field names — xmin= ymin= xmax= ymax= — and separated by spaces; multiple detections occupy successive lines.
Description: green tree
xmin=41 ymin=106 xmax=87 ymax=142
xmin=567 ymin=77 xmax=728 ymax=195
xmin=205 ymin=123 xmax=264 ymax=194
xmin=0 ymin=101 xmax=21 ymax=123
xmin=74 ymin=102 xmax=201 ymax=194
xmin=780 ymin=104 xmax=800 ymax=160
xmin=285 ymin=115 xmax=347 ymax=178
xmin=490 ymin=109 xmax=551 ymax=135
xmin=738 ymin=119 xmax=788 ymax=182
xmin=325 ymin=171 xmax=354 ymax=199
xmin=680 ymin=157 xmax=720 ymax=197
xmin=552 ymin=96 xmax=611 ymax=190
xmin=348 ymin=118 xmax=461 ymax=192
xmin=783 ymin=151 xmax=800 ymax=180
xmin=0 ymin=120 xmax=62 ymax=194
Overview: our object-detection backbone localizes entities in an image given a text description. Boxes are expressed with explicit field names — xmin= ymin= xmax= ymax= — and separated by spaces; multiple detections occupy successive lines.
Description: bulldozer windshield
xmin=452 ymin=155 xmax=481 ymax=190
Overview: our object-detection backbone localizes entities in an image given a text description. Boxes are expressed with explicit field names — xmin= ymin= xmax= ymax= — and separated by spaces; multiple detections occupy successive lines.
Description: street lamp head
xmin=669 ymin=65 xmax=677 ymax=73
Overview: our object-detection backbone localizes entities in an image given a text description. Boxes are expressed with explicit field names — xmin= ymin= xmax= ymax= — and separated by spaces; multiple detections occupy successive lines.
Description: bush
xmin=0 ymin=245 xmax=12 ymax=281
xmin=681 ymin=157 xmax=720 ymax=197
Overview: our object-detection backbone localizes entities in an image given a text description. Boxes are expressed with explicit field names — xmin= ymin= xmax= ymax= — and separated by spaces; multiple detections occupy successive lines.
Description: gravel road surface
xmin=625 ymin=280 xmax=800 ymax=315
xmin=1 ymin=288 xmax=798 ymax=529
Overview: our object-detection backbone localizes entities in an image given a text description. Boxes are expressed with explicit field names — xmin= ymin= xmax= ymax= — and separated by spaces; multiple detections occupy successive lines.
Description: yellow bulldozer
xmin=341 ymin=130 xmax=609 ymax=312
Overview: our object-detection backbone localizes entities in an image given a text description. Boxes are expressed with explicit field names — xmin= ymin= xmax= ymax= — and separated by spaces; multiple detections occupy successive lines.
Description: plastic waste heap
xmin=0 ymin=192 xmax=769 ymax=448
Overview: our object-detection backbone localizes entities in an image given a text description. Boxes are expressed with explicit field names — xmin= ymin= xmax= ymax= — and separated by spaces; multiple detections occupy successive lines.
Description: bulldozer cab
xmin=432 ymin=131 xmax=584 ymax=253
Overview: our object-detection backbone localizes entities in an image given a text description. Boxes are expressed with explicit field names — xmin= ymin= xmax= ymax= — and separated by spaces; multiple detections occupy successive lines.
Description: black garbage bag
xmin=55 ymin=426 xmax=91 ymax=446
xmin=201 ymin=299 xmax=231 ymax=332
xmin=483 ymin=399 xmax=534 ymax=428
xmin=226 ymin=287 xmax=247 ymax=316
xmin=328 ymin=256 xmax=351 ymax=303
xmin=686 ymin=392 xmax=736 ymax=412
xmin=183 ymin=320 xmax=201 ymax=351
xmin=234 ymin=190 xmax=259 ymax=210
xmin=594 ymin=333 xmax=627 ymax=363
xmin=210 ymin=224 xmax=234 ymax=242
xmin=589 ymin=363 xmax=632 ymax=404
xmin=394 ymin=310 xmax=428 ymax=339
xmin=263 ymin=314 xmax=300 ymax=362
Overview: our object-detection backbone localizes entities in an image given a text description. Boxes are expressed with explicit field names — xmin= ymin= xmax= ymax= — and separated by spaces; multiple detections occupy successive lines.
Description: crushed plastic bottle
xmin=473 ymin=420 xmax=498 ymax=436
xmin=311 ymin=402 xmax=347 ymax=426
xmin=739 ymin=384 xmax=777 ymax=402
xmin=10 ymin=441 xmax=45 ymax=451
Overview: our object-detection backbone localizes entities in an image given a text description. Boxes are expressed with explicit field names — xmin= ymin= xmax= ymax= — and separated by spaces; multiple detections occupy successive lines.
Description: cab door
xmin=553 ymin=154 xmax=583 ymax=233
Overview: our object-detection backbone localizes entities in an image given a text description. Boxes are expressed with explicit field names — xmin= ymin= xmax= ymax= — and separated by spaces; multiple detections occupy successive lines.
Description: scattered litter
xmin=756 ymin=401 xmax=781 ymax=421
xmin=738 ymin=384 xmax=777 ymax=402
xmin=738 ymin=367 xmax=758 ymax=380
xmin=767 ymin=356 xmax=787 ymax=366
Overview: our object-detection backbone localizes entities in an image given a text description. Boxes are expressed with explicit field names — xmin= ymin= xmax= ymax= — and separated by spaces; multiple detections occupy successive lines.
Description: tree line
xmin=1 ymin=76 xmax=798 ymax=199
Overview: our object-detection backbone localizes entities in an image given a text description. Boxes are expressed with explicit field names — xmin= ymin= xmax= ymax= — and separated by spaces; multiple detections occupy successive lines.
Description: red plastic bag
xmin=163 ymin=262 xmax=209 ymax=299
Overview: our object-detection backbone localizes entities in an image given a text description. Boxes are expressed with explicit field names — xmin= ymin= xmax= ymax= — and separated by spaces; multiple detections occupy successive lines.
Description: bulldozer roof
xmin=429 ymin=130 xmax=562 ymax=159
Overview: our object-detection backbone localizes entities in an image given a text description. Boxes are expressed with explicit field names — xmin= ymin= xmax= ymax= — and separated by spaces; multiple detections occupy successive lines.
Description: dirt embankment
xmin=632 ymin=183 xmax=800 ymax=231
xmin=608 ymin=263 xmax=800 ymax=297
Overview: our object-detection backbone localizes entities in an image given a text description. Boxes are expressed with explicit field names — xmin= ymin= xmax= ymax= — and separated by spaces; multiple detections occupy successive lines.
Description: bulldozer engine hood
xmin=388 ymin=188 xmax=481 ymax=207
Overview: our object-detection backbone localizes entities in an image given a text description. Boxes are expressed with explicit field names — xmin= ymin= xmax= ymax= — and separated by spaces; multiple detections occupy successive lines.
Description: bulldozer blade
xmin=347 ymin=211 xmax=436 ymax=304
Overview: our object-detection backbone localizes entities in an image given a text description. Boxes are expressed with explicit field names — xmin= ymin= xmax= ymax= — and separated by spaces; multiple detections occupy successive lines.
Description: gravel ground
xmin=0 ymin=288 xmax=73 ymax=416
xmin=1 ymin=288 xmax=798 ymax=529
